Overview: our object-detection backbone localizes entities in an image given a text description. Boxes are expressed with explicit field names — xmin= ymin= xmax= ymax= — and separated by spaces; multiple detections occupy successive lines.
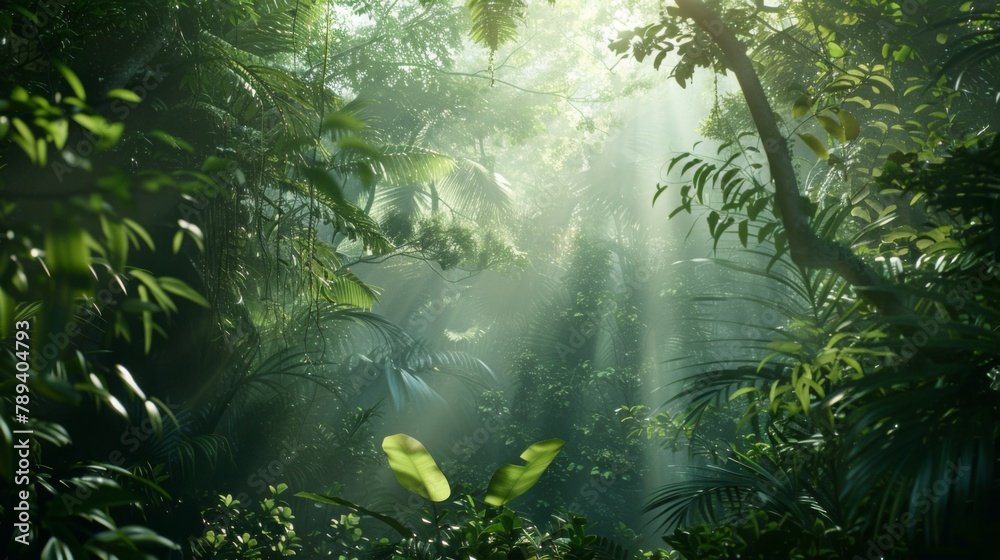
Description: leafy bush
xmin=192 ymin=484 xmax=302 ymax=560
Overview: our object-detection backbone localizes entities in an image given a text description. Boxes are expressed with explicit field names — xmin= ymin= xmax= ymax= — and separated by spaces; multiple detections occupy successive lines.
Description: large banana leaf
xmin=382 ymin=434 xmax=451 ymax=502
xmin=485 ymin=438 xmax=565 ymax=506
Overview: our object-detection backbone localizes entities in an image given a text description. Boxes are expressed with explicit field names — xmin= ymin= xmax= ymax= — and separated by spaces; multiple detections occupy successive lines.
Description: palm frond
xmin=466 ymin=0 xmax=529 ymax=54
xmin=437 ymin=158 xmax=514 ymax=222
xmin=322 ymin=270 xmax=380 ymax=309
xmin=645 ymin=452 xmax=817 ymax=532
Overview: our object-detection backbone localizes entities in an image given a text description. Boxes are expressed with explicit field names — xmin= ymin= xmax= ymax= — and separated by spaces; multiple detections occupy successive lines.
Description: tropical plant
xmin=192 ymin=484 xmax=302 ymax=560
xmin=294 ymin=433 xmax=659 ymax=559
xmin=600 ymin=1 xmax=1000 ymax=557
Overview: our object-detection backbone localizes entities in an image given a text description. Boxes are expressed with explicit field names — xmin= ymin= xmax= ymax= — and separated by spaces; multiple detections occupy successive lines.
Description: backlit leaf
xmin=838 ymin=109 xmax=861 ymax=141
xmin=817 ymin=114 xmax=845 ymax=143
xmin=382 ymin=434 xmax=451 ymax=502
xmin=485 ymin=438 xmax=565 ymax=506
xmin=55 ymin=62 xmax=86 ymax=101
xmin=798 ymin=133 xmax=829 ymax=160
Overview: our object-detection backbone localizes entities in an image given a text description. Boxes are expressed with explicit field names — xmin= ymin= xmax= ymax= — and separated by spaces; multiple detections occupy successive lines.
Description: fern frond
xmin=466 ymin=0 xmax=528 ymax=53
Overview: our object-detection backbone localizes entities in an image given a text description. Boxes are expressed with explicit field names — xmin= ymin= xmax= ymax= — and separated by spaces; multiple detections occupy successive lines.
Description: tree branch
xmin=674 ymin=0 xmax=907 ymax=317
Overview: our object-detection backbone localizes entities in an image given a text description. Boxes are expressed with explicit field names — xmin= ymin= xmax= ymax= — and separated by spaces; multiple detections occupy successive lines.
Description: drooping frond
xmin=437 ymin=158 xmax=514 ymax=222
xmin=374 ymin=183 xmax=431 ymax=223
xmin=645 ymin=452 xmax=820 ymax=532
xmin=322 ymin=269 xmax=381 ymax=310
xmin=352 ymin=340 xmax=497 ymax=409
xmin=195 ymin=28 xmax=319 ymax=139
xmin=466 ymin=0 xmax=529 ymax=54
xmin=221 ymin=0 xmax=325 ymax=57
xmin=283 ymin=173 xmax=395 ymax=254
xmin=373 ymin=145 xmax=457 ymax=186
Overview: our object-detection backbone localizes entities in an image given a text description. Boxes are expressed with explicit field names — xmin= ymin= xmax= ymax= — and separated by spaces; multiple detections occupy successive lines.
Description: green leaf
xmin=323 ymin=270 xmax=379 ymax=310
xmin=144 ymin=400 xmax=163 ymax=435
xmin=337 ymin=136 xmax=380 ymax=158
xmin=172 ymin=230 xmax=184 ymax=254
xmin=45 ymin=223 xmax=91 ymax=289
xmin=868 ymin=74 xmax=895 ymax=91
xmin=322 ymin=112 xmax=366 ymax=133
xmin=107 ymin=88 xmax=142 ymax=103
xmin=485 ymin=438 xmax=565 ymax=506
xmin=51 ymin=119 xmax=69 ymax=149
xmin=874 ymin=103 xmax=900 ymax=114
xmin=706 ymin=210 xmax=720 ymax=237
xmin=138 ymin=285 xmax=154 ymax=353
xmin=817 ymin=114 xmax=845 ymax=143
xmin=797 ymin=133 xmax=829 ymax=160
xmin=149 ymin=130 xmax=193 ymax=153
xmin=851 ymin=206 xmax=871 ymax=222
xmin=466 ymin=0 xmax=527 ymax=52
xmin=115 ymin=364 xmax=147 ymax=400
xmin=838 ymin=108 xmax=860 ymax=141
xmin=123 ymin=218 xmax=155 ymax=250
xmin=827 ymin=42 xmax=845 ymax=58
xmin=294 ymin=493 xmax=414 ymax=538
xmin=766 ymin=340 xmax=803 ymax=354
xmin=158 ymin=277 xmax=210 ymax=308
xmin=302 ymin=166 xmax=346 ymax=202
xmin=728 ymin=386 xmax=758 ymax=402
xmin=129 ymin=269 xmax=177 ymax=313
xmin=55 ymin=62 xmax=86 ymax=101
xmin=201 ymin=156 xmax=230 ymax=173
xmin=11 ymin=118 xmax=37 ymax=162
xmin=100 ymin=215 xmax=129 ymax=272
xmin=738 ymin=219 xmax=749 ymax=247
xmin=845 ymin=96 xmax=871 ymax=109
xmin=792 ymin=95 xmax=811 ymax=118
xmin=381 ymin=434 xmax=451 ymax=502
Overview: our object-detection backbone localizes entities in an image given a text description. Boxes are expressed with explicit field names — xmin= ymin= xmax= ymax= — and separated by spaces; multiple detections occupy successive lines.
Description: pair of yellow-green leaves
xmin=381 ymin=433 xmax=565 ymax=506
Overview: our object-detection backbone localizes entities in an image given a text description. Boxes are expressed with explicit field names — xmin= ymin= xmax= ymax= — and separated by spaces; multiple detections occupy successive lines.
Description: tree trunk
xmin=674 ymin=0 xmax=907 ymax=317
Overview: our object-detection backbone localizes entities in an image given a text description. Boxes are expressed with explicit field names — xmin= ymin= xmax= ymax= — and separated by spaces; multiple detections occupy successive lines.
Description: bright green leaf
xmin=798 ymin=133 xmax=829 ymax=160
xmin=158 ymin=277 xmax=210 ymax=308
xmin=55 ymin=61 xmax=86 ymax=101
xmin=485 ymin=438 xmax=565 ymax=506
xmin=873 ymin=103 xmax=901 ymax=114
xmin=792 ymin=95 xmax=811 ymax=118
xmin=381 ymin=434 xmax=451 ymax=502
xmin=817 ymin=114 xmax=845 ymax=143
xmin=838 ymin=109 xmax=860 ymax=141
xmin=108 ymin=88 xmax=142 ymax=103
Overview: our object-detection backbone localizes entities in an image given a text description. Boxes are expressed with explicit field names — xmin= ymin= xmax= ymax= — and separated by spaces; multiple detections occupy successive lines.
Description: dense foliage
xmin=2 ymin=1 xmax=998 ymax=559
